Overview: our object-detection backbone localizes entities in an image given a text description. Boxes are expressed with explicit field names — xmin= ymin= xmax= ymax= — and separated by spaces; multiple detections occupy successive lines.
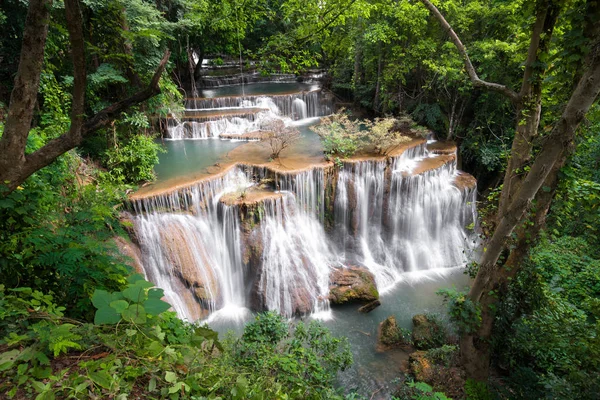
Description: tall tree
xmin=0 ymin=0 xmax=170 ymax=194
xmin=419 ymin=0 xmax=600 ymax=380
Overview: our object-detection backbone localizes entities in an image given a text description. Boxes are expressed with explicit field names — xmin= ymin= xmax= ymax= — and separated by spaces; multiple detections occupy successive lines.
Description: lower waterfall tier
xmin=129 ymin=143 xmax=478 ymax=321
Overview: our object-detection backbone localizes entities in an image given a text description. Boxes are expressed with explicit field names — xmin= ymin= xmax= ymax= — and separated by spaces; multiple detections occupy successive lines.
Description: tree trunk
xmin=0 ymin=0 xmax=170 ymax=194
xmin=0 ymin=0 xmax=51 ymax=186
xmin=496 ymin=1 xmax=560 ymax=218
xmin=419 ymin=0 xmax=600 ymax=381
xmin=461 ymin=52 xmax=600 ymax=379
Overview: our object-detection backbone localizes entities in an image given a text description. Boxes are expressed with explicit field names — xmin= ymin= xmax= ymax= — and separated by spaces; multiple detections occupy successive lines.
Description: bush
xmin=310 ymin=111 xmax=412 ymax=162
xmin=103 ymin=134 xmax=165 ymax=184
xmin=0 ymin=286 xmax=353 ymax=399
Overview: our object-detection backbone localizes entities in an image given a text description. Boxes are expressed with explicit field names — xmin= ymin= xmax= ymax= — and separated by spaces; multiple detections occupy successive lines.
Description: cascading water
xmin=333 ymin=144 xmax=478 ymax=292
xmin=167 ymin=87 xmax=333 ymax=140
xmin=130 ymin=138 xmax=477 ymax=323
xmin=256 ymin=193 xmax=335 ymax=318
xmin=132 ymin=169 xmax=253 ymax=321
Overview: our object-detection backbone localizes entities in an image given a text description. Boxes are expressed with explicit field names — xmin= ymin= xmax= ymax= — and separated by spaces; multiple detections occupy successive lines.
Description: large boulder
xmin=329 ymin=266 xmax=379 ymax=304
xmin=412 ymin=314 xmax=446 ymax=349
xmin=376 ymin=315 xmax=412 ymax=352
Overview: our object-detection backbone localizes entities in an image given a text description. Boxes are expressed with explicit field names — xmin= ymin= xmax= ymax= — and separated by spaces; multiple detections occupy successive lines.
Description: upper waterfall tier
xmin=166 ymin=87 xmax=333 ymax=140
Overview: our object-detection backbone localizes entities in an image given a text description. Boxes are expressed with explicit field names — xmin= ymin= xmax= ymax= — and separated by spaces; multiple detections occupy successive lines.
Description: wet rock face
xmin=329 ymin=266 xmax=379 ymax=304
xmin=159 ymin=223 xmax=220 ymax=308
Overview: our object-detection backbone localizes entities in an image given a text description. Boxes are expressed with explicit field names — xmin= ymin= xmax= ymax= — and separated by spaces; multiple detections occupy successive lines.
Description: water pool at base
xmin=206 ymin=267 xmax=469 ymax=399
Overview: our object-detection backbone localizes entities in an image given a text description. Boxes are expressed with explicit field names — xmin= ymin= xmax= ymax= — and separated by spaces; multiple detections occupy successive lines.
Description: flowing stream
xmin=129 ymin=81 xmax=479 ymax=397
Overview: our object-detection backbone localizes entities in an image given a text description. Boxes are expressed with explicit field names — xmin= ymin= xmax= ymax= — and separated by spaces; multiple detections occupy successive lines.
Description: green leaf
xmin=121 ymin=304 xmax=146 ymax=324
xmin=165 ymin=371 xmax=177 ymax=383
xmin=148 ymin=377 xmax=157 ymax=392
xmin=91 ymin=290 xmax=112 ymax=309
xmin=109 ymin=300 xmax=130 ymax=313
xmin=90 ymin=370 xmax=113 ymax=389
xmin=94 ymin=306 xmax=121 ymax=325
xmin=0 ymin=349 xmax=21 ymax=371
xmin=148 ymin=288 xmax=165 ymax=299
xmin=126 ymin=273 xmax=146 ymax=284
xmin=143 ymin=297 xmax=171 ymax=316
xmin=122 ymin=285 xmax=146 ymax=303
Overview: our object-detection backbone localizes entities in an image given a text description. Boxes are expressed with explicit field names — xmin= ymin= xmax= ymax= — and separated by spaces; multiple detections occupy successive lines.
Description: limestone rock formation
xmin=376 ymin=315 xmax=411 ymax=352
xmin=408 ymin=351 xmax=434 ymax=382
xmin=329 ymin=266 xmax=379 ymax=304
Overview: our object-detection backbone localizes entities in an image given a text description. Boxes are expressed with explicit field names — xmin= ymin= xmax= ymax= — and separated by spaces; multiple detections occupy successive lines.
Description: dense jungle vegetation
xmin=1 ymin=0 xmax=599 ymax=398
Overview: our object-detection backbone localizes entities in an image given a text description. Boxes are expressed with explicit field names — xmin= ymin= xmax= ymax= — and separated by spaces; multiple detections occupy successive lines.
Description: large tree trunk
xmin=461 ymin=53 xmax=600 ymax=379
xmin=0 ymin=0 xmax=170 ymax=194
xmin=496 ymin=1 xmax=560 ymax=219
xmin=0 ymin=0 xmax=52 ymax=185
xmin=419 ymin=0 xmax=600 ymax=380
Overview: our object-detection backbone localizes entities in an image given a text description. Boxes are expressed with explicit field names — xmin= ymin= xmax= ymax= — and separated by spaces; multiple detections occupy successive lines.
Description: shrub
xmin=264 ymin=119 xmax=300 ymax=159
xmin=311 ymin=111 xmax=413 ymax=161
xmin=103 ymin=134 xmax=165 ymax=184
xmin=0 ymin=286 xmax=353 ymax=399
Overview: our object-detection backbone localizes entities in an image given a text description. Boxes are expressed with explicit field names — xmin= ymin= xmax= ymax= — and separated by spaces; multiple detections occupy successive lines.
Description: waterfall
xmin=333 ymin=149 xmax=477 ymax=292
xmin=292 ymin=98 xmax=308 ymax=120
xmin=168 ymin=90 xmax=333 ymax=140
xmin=132 ymin=168 xmax=253 ymax=321
xmin=130 ymin=140 xmax=478 ymax=322
xmin=275 ymin=168 xmax=325 ymax=221
xmin=256 ymin=194 xmax=334 ymax=318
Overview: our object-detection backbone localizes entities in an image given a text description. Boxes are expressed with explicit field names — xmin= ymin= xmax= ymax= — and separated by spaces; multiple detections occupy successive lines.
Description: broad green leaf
xmin=109 ymin=300 xmax=130 ymax=313
xmin=122 ymin=285 xmax=146 ymax=303
xmin=121 ymin=304 xmax=146 ymax=324
xmin=94 ymin=306 xmax=121 ymax=325
xmin=90 ymin=370 xmax=113 ymax=389
xmin=148 ymin=288 xmax=165 ymax=299
xmin=148 ymin=377 xmax=157 ymax=392
xmin=0 ymin=349 xmax=20 ymax=371
xmin=165 ymin=371 xmax=177 ymax=383
xmin=143 ymin=297 xmax=171 ymax=316
xmin=126 ymin=273 xmax=146 ymax=284
xmin=91 ymin=290 xmax=112 ymax=309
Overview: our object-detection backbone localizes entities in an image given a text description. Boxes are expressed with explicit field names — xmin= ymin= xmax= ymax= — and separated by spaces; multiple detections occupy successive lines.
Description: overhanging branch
xmin=23 ymin=49 xmax=171 ymax=179
xmin=418 ymin=0 xmax=520 ymax=103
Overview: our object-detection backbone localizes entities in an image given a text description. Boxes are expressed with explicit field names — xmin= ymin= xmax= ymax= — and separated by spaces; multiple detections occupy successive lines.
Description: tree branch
xmin=22 ymin=49 xmax=171 ymax=183
xmin=418 ymin=0 xmax=521 ymax=103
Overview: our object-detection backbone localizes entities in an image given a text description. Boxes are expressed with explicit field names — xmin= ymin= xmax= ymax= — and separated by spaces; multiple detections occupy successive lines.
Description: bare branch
xmin=418 ymin=0 xmax=520 ymax=103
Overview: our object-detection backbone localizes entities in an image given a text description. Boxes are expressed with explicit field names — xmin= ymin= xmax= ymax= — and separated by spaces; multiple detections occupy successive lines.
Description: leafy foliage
xmin=102 ymin=134 xmax=165 ymax=184
xmin=437 ymin=287 xmax=481 ymax=335
xmin=311 ymin=111 xmax=413 ymax=162
xmin=0 ymin=288 xmax=352 ymax=399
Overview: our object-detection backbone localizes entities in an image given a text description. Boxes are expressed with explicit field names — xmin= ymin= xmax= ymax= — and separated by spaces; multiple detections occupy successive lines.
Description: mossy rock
xmin=329 ymin=266 xmax=379 ymax=304
xmin=379 ymin=316 xmax=401 ymax=346
xmin=408 ymin=350 xmax=434 ymax=382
